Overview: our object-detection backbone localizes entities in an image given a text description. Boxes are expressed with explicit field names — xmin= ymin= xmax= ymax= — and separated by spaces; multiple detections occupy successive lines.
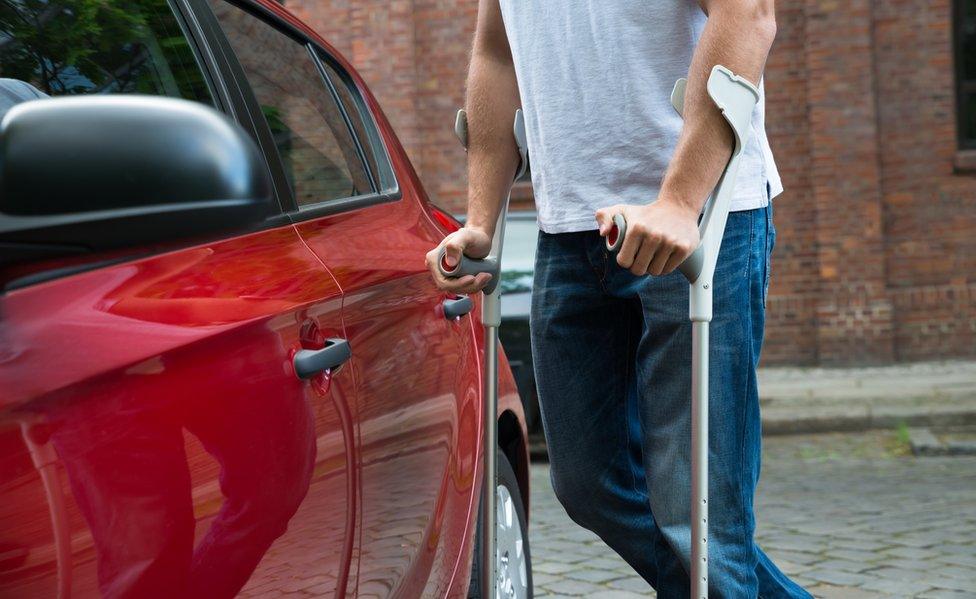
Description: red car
xmin=0 ymin=1 xmax=531 ymax=597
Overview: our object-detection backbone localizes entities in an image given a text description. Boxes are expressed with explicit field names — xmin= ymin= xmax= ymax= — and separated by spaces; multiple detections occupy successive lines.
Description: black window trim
xmin=955 ymin=0 xmax=976 ymax=150
xmin=185 ymin=0 xmax=293 ymax=221
xmin=309 ymin=45 xmax=378 ymax=194
xmin=312 ymin=46 xmax=400 ymax=197
xmin=168 ymin=0 xmax=230 ymax=119
xmin=193 ymin=0 xmax=401 ymax=222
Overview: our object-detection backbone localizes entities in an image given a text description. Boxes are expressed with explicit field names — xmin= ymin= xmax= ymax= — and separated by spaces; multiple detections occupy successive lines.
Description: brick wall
xmin=287 ymin=0 xmax=976 ymax=366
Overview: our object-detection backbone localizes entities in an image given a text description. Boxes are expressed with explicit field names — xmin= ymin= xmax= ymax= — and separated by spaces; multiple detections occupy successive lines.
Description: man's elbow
xmin=752 ymin=0 xmax=778 ymax=46
xmin=707 ymin=0 xmax=777 ymax=45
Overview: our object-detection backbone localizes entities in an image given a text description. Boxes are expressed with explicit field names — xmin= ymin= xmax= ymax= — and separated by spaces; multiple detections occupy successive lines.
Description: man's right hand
xmin=425 ymin=226 xmax=494 ymax=294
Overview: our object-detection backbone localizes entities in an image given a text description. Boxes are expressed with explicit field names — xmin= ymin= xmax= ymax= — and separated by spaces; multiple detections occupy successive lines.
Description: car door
xmin=202 ymin=3 xmax=485 ymax=596
xmin=0 ymin=2 xmax=357 ymax=597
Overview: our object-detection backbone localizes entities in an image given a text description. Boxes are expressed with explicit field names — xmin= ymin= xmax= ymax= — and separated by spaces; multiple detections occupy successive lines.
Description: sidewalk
xmin=759 ymin=360 xmax=976 ymax=435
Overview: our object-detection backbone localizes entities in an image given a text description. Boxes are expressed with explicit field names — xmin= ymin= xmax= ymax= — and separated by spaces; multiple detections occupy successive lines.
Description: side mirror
xmin=0 ymin=95 xmax=274 ymax=269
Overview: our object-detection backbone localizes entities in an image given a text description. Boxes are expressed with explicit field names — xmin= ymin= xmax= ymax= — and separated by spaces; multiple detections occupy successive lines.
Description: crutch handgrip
xmin=437 ymin=247 xmax=500 ymax=292
xmin=606 ymin=214 xmax=705 ymax=283
xmin=605 ymin=214 xmax=627 ymax=253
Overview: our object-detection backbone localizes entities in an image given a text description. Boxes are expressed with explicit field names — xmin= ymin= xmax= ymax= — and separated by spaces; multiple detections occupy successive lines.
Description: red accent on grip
xmin=607 ymin=225 xmax=619 ymax=248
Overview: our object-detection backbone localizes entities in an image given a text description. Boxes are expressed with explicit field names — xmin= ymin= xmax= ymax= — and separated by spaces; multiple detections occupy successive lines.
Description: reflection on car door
xmin=0 ymin=227 xmax=357 ymax=598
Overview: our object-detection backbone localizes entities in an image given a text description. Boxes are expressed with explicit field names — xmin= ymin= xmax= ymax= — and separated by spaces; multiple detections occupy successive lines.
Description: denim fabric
xmin=529 ymin=204 xmax=810 ymax=598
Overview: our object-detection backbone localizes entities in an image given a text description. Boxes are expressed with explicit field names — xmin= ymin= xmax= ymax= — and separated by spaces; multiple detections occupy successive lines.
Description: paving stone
xmin=937 ymin=553 xmax=976 ymax=568
xmin=533 ymin=562 xmax=577 ymax=575
xmin=555 ymin=552 xmax=593 ymax=564
xmin=789 ymin=575 xmax=819 ymax=590
xmin=868 ymin=566 xmax=934 ymax=582
xmin=805 ymin=584 xmax=886 ymax=598
xmin=563 ymin=569 xmax=621 ymax=584
xmin=930 ymin=577 xmax=976 ymax=593
xmin=805 ymin=569 xmax=876 ymax=587
xmin=531 ymin=573 xmax=562 ymax=587
xmin=917 ymin=590 xmax=976 ymax=599
xmin=889 ymin=534 xmax=939 ymax=548
xmin=812 ymin=559 xmax=873 ymax=574
xmin=938 ymin=544 xmax=976 ymax=556
xmin=884 ymin=546 xmax=941 ymax=560
xmin=766 ymin=549 xmax=824 ymax=566
xmin=586 ymin=557 xmax=632 ymax=571
xmin=909 ymin=428 xmax=944 ymax=455
xmin=882 ymin=558 xmax=939 ymax=572
xmin=860 ymin=577 xmax=936 ymax=596
xmin=606 ymin=576 xmax=652 ymax=593
xmin=541 ymin=579 xmax=606 ymax=596
xmin=830 ymin=538 xmax=889 ymax=552
xmin=824 ymin=548 xmax=882 ymax=563
xmin=588 ymin=591 xmax=649 ymax=599
xmin=934 ymin=565 xmax=975 ymax=581
xmin=773 ymin=559 xmax=814 ymax=576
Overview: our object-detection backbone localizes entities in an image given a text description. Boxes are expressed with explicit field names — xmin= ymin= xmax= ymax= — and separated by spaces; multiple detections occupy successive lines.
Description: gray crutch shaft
xmin=605 ymin=66 xmax=760 ymax=599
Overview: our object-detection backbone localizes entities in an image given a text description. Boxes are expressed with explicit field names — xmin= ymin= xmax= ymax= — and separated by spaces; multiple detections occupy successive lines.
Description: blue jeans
xmin=529 ymin=204 xmax=810 ymax=598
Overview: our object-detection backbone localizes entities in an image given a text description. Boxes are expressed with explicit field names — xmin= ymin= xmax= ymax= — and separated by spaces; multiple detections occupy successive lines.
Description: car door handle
xmin=294 ymin=338 xmax=351 ymax=379
xmin=443 ymin=295 xmax=473 ymax=320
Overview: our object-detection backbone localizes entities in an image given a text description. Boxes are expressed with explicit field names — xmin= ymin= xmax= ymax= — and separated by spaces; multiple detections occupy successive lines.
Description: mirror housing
xmin=0 ymin=95 xmax=274 ymax=269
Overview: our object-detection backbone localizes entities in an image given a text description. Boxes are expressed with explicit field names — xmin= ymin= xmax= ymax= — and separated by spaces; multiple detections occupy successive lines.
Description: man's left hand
xmin=595 ymin=200 xmax=700 ymax=276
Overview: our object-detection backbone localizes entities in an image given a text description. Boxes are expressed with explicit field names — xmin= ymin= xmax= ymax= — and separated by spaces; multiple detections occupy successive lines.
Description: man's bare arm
xmin=464 ymin=0 xmax=522 ymax=237
xmin=426 ymin=0 xmax=520 ymax=293
xmin=596 ymin=0 xmax=777 ymax=276
xmin=660 ymin=0 xmax=776 ymax=217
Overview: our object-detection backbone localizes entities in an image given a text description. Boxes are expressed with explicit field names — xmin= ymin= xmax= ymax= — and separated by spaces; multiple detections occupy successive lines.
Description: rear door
xmin=203 ymin=4 xmax=485 ymax=595
xmin=0 ymin=2 xmax=357 ymax=597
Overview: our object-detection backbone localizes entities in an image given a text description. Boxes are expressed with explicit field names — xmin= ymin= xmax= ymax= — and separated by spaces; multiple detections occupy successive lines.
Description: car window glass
xmin=0 ymin=0 xmax=212 ymax=104
xmin=314 ymin=54 xmax=389 ymax=191
xmin=208 ymin=1 xmax=372 ymax=206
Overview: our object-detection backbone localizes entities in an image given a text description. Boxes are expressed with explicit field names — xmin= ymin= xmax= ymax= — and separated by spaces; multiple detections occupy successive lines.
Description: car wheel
xmin=468 ymin=449 xmax=533 ymax=599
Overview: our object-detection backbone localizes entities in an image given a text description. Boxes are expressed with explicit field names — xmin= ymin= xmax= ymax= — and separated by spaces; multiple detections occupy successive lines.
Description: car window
xmin=315 ymin=53 xmax=395 ymax=193
xmin=208 ymin=1 xmax=372 ymax=207
xmin=0 ymin=0 xmax=212 ymax=104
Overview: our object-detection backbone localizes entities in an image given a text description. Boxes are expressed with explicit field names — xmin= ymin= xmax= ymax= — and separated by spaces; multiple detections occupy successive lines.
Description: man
xmin=426 ymin=1 xmax=810 ymax=596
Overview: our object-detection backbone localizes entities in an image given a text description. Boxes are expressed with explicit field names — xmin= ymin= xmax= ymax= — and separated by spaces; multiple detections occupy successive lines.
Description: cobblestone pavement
xmin=528 ymin=431 xmax=976 ymax=598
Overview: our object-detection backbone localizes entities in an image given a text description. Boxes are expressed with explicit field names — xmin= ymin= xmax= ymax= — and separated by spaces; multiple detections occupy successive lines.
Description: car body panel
xmin=295 ymin=200 xmax=481 ymax=597
xmin=0 ymin=225 xmax=357 ymax=597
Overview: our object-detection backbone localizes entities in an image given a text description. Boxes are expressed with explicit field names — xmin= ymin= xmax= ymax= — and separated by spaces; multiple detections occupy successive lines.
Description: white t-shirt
xmin=497 ymin=0 xmax=782 ymax=234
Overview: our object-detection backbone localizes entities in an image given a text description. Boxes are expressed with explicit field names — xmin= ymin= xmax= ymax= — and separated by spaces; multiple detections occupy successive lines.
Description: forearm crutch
xmin=606 ymin=66 xmax=760 ymax=599
xmin=437 ymin=109 xmax=529 ymax=599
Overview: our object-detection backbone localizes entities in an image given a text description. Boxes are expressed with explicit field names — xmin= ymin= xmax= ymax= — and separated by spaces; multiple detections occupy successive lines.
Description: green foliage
xmin=0 ymin=0 xmax=210 ymax=102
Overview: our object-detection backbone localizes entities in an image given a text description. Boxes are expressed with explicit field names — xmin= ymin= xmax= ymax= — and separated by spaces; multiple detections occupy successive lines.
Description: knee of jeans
xmin=550 ymin=466 xmax=606 ymax=529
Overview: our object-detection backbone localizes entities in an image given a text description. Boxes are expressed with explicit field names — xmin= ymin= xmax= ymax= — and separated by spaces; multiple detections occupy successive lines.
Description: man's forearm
xmin=659 ymin=0 xmax=777 ymax=216
xmin=463 ymin=11 xmax=522 ymax=238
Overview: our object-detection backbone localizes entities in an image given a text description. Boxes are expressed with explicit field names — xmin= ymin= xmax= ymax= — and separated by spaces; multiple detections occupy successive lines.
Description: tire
xmin=468 ymin=450 xmax=533 ymax=599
